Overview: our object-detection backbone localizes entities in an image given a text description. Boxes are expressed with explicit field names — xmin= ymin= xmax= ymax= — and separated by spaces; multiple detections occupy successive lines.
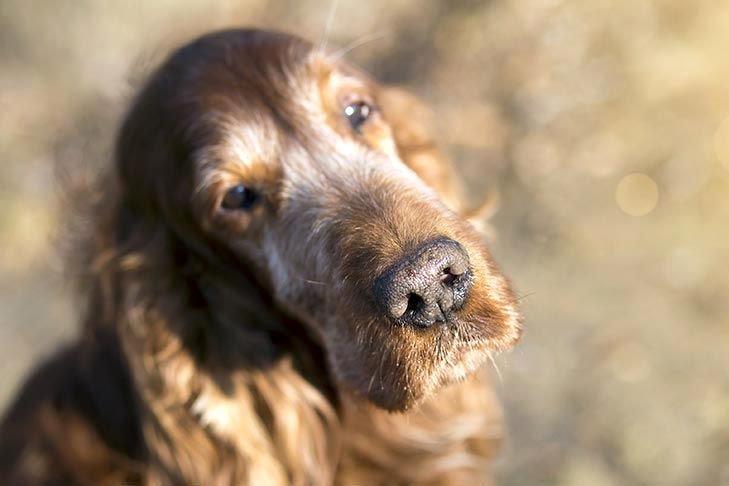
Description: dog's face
xmin=117 ymin=29 xmax=521 ymax=411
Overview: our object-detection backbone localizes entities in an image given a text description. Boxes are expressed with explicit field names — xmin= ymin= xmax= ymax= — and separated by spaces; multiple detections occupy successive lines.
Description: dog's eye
xmin=344 ymin=101 xmax=372 ymax=131
xmin=221 ymin=185 xmax=259 ymax=210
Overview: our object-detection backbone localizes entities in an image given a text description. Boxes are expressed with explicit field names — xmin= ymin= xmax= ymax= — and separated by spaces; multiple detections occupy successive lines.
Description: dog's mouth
xmin=321 ymin=276 xmax=520 ymax=411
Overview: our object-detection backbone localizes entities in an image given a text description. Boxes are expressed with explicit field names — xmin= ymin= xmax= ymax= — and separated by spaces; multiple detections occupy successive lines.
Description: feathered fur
xmin=0 ymin=29 xmax=521 ymax=485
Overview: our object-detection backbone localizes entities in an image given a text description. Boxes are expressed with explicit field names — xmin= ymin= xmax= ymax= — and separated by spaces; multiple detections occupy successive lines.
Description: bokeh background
xmin=2 ymin=0 xmax=728 ymax=484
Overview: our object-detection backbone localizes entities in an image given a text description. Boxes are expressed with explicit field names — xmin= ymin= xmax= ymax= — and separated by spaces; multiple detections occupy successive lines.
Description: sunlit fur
xmin=0 ymin=29 xmax=521 ymax=485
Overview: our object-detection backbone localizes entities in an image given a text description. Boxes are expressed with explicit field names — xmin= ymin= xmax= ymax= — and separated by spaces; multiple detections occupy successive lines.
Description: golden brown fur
xmin=0 ymin=29 xmax=521 ymax=485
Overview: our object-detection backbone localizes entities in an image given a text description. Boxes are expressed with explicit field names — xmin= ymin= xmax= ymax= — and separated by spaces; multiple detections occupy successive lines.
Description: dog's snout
xmin=374 ymin=238 xmax=473 ymax=328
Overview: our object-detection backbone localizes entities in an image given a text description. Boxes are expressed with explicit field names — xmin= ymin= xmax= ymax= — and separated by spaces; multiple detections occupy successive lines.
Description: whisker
xmin=516 ymin=291 xmax=536 ymax=302
xmin=328 ymin=30 xmax=391 ymax=63
xmin=293 ymin=275 xmax=328 ymax=286
xmin=377 ymin=348 xmax=388 ymax=391
xmin=318 ymin=0 xmax=340 ymax=53
xmin=486 ymin=351 xmax=503 ymax=384
xmin=367 ymin=370 xmax=377 ymax=394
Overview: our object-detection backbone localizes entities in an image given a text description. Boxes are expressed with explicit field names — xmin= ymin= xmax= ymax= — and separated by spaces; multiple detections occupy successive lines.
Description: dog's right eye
xmin=344 ymin=101 xmax=372 ymax=131
xmin=221 ymin=185 xmax=259 ymax=210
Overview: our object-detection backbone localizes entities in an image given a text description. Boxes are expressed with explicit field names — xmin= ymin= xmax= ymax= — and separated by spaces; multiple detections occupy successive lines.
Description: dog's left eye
xmin=344 ymin=101 xmax=372 ymax=131
xmin=221 ymin=185 xmax=259 ymax=210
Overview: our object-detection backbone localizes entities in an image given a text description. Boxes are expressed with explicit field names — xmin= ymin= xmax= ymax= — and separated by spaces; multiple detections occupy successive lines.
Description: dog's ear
xmin=378 ymin=87 xmax=499 ymax=231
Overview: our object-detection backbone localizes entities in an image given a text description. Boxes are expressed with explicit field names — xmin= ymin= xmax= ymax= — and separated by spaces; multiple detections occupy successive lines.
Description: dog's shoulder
xmin=0 ymin=332 xmax=144 ymax=484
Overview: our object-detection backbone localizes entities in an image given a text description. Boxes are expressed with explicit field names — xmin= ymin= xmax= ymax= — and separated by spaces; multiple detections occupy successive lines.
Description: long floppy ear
xmin=378 ymin=87 xmax=498 ymax=228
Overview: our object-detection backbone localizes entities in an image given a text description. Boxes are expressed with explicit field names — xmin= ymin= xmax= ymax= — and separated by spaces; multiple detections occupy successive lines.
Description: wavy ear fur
xmin=65 ymin=167 xmax=341 ymax=484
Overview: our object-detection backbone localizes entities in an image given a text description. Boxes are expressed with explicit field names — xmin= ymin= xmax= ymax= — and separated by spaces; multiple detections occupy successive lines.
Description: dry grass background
xmin=1 ymin=0 xmax=729 ymax=484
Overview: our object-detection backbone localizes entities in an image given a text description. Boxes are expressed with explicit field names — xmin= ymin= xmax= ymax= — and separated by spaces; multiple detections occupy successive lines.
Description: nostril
xmin=440 ymin=268 xmax=457 ymax=286
xmin=405 ymin=293 xmax=424 ymax=315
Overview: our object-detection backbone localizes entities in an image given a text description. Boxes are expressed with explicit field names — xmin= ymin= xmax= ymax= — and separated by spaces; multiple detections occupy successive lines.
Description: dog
xmin=0 ymin=29 xmax=521 ymax=485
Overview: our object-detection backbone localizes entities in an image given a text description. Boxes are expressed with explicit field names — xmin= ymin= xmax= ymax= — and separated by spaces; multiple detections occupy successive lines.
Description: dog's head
xmin=116 ymin=29 xmax=521 ymax=411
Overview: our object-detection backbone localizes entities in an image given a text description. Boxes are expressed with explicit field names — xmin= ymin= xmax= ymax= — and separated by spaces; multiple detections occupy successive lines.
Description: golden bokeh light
xmin=616 ymin=173 xmax=659 ymax=216
xmin=713 ymin=116 xmax=729 ymax=170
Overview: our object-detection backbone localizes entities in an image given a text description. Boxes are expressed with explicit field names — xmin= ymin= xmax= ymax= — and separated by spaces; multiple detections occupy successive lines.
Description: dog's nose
xmin=374 ymin=238 xmax=473 ymax=328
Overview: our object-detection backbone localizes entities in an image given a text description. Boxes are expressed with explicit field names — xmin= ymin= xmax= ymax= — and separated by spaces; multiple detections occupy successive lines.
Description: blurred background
xmin=1 ymin=0 xmax=728 ymax=484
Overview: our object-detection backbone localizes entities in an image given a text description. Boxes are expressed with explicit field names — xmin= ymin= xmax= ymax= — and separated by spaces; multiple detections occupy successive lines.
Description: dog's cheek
xmin=446 ymin=222 xmax=522 ymax=345
xmin=324 ymin=325 xmax=413 ymax=410
xmin=259 ymin=229 xmax=316 ymax=313
xmin=450 ymin=254 xmax=522 ymax=350
xmin=458 ymin=289 xmax=522 ymax=351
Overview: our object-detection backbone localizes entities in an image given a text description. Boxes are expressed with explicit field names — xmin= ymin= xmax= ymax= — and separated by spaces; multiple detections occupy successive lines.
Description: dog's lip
xmin=414 ymin=321 xmax=498 ymax=354
xmin=381 ymin=312 xmax=516 ymax=349
xmin=449 ymin=319 xmax=521 ymax=353
xmin=452 ymin=334 xmax=492 ymax=352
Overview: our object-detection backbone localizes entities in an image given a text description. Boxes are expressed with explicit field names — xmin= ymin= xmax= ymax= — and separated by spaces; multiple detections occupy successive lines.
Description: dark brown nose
xmin=374 ymin=238 xmax=473 ymax=328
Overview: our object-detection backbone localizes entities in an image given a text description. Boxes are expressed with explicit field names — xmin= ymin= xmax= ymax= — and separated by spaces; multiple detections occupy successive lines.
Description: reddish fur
xmin=0 ymin=29 xmax=521 ymax=484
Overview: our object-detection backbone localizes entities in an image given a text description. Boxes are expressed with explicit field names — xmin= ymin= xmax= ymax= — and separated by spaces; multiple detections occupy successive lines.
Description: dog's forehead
xmin=199 ymin=65 xmax=367 ymax=166
xmin=174 ymin=30 xmax=378 ymax=181
xmin=204 ymin=69 xmax=332 ymax=166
